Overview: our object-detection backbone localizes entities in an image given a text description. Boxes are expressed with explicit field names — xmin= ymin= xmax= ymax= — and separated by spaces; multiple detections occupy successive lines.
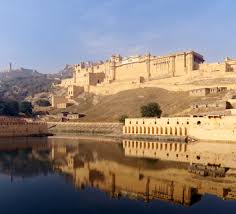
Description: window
xmin=197 ymin=121 xmax=201 ymax=125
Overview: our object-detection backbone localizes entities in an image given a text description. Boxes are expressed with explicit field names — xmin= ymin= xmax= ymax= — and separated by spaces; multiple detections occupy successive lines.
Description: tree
xmin=118 ymin=114 xmax=128 ymax=124
xmin=5 ymin=100 xmax=20 ymax=116
xmin=20 ymin=101 xmax=33 ymax=115
xmin=141 ymin=102 xmax=162 ymax=118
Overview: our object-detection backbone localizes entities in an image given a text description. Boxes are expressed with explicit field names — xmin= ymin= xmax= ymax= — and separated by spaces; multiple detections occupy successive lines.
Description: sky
xmin=0 ymin=0 xmax=236 ymax=73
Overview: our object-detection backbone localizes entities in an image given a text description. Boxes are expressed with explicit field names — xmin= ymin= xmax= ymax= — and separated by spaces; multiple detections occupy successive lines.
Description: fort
xmin=52 ymin=50 xmax=236 ymax=108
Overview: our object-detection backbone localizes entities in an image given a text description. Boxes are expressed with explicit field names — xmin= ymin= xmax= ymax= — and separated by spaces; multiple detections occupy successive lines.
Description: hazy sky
xmin=0 ymin=0 xmax=235 ymax=73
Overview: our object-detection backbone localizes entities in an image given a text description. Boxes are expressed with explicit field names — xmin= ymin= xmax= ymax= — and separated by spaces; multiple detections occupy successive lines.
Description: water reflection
xmin=0 ymin=137 xmax=236 ymax=207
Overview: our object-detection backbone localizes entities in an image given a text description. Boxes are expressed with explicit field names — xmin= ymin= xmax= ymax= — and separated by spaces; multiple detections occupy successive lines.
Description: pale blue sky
xmin=0 ymin=0 xmax=235 ymax=73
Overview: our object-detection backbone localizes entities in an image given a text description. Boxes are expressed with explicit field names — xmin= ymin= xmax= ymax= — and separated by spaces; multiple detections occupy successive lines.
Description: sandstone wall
xmin=51 ymin=95 xmax=68 ymax=108
xmin=123 ymin=116 xmax=236 ymax=142
xmin=60 ymin=78 xmax=75 ymax=87
xmin=0 ymin=122 xmax=48 ymax=137
xmin=115 ymin=61 xmax=147 ymax=81
xmin=47 ymin=122 xmax=123 ymax=135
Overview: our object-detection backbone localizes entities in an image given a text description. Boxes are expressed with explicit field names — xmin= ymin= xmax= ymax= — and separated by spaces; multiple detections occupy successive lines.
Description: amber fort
xmin=52 ymin=50 xmax=236 ymax=108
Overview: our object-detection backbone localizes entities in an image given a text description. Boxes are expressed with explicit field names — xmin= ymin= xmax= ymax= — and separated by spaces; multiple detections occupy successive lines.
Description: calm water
xmin=0 ymin=137 xmax=235 ymax=214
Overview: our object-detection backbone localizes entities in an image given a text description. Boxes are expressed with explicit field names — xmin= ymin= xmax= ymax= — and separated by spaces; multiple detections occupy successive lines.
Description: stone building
xmin=191 ymin=101 xmax=232 ymax=111
xmin=189 ymin=87 xmax=227 ymax=96
xmin=61 ymin=51 xmax=205 ymax=89
xmin=123 ymin=116 xmax=236 ymax=142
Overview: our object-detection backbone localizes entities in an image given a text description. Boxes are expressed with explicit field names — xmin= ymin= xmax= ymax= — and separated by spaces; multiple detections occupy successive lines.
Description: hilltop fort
xmin=52 ymin=50 xmax=236 ymax=109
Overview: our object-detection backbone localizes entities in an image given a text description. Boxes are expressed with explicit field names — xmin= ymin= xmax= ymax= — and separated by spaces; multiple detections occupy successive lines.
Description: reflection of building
xmin=1 ymin=138 xmax=236 ymax=204
xmin=50 ymin=140 xmax=236 ymax=205
xmin=122 ymin=140 xmax=236 ymax=169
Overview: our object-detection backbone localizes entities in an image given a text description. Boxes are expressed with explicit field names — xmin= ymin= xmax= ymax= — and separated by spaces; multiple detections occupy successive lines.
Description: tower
xmin=9 ymin=62 xmax=12 ymax=72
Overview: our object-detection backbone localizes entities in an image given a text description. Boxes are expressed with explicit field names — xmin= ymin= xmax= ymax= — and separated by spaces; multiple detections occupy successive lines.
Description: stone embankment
xmin=47 ymin=122 xmax=186 ymax=142
xmin=0 ymin=117 xmax=49 ymax=137
xmin=47 ymin=122 xmax=123 ymax=136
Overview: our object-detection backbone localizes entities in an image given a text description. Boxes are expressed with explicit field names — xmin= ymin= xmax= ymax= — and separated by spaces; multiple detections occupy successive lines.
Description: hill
xmin=50 ymin=87 xmax=207 ymax=122
xmin=0 ymin=68 xmax=58 ymax=101
xmin=0 ymin=68 xmax=42 ymax=80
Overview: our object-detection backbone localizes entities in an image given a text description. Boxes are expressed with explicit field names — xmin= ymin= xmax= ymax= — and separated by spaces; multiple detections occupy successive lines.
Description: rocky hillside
xmin=0 ymin=68 xmax=59 ymax=101
xmin=0 ymin=63 xmax=77 ymax=101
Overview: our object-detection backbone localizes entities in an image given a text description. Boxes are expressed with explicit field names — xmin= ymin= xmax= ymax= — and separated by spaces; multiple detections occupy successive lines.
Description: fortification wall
xmin=60 ymin=78 xmax=74 ymax=87
xmin=0 ymin=121 xmax=48 ymax=137
xmin=89 ymin=72 xmax=105 ymax=85
xmin=47 ymin=122 xmax=123 ymax=135
xmin=115 ymin=61 xmax=147 ymax=81
xmin=199 ymin=63 xmax=226 ymax=72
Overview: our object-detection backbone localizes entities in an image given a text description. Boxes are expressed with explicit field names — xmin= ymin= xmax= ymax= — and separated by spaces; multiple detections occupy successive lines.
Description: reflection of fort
xmin=122 ymin=140 xmax=236 ymax=169
xmin=0 ymin=138 xmax=51 ymax=179
xmin=50 ymin=139 xmax=236 ymax=206
xmin=0 ymin=138 xmax=236 ymax=205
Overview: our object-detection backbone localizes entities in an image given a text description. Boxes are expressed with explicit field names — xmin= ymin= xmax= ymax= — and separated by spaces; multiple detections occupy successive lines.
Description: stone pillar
xmin=109 ymin=59 xmax=116 ymax=81
xmin=170 ymin=56 xmax=176 ymax=77
xmin=186 ymin=52 xmax=194 ymax=73
xmin=146 ymin=53 xmax=151 ymax=81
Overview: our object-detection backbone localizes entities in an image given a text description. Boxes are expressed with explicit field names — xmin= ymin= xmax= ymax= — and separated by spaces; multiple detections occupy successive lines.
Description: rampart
xmin=47 ymin=122 xmax=123 ymax=135
xmin=0 ymin=117 xmax=49 ymax=137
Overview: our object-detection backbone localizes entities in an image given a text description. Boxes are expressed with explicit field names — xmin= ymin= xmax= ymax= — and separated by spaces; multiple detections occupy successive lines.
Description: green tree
xmin=20 ymin=101 xmax=33 ymax=115
xmin=5 ymin=100 xmax=20 ymax=116
xmin=0 ymin=101 xmax=7 ymax=115
xmin=141 ymin=102 xmax=162 ymax=118
xmin=118 ymin=114 xmax=128 ymax=124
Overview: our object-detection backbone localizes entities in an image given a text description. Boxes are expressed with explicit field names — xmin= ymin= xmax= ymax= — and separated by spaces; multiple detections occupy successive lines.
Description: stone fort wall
xmin=47 ymin=122 xmax=123 ymax=135
xmin=0 ymin=117 xmax=48 ymax=137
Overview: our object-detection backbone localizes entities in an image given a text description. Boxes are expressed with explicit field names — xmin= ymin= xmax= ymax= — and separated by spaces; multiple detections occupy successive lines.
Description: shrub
xmin=20 ymin=101 xmax=33 ymax=115
xmin=141 ymin=102 xmax=162 ymax=118
xmin=118 ymin=114 xmax=128 ymax=124
xmin=0 ymin=100 xmax=20 ymax=116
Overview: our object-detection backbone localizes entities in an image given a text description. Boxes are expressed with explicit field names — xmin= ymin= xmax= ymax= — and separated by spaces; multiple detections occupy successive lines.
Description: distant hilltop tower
xmin=9 ymin=62 xmax=12 ymax=72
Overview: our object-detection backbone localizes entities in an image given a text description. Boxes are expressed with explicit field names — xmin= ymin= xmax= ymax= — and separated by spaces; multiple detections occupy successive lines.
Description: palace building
xmin=52 ymin=50 xmax=236 ymax=108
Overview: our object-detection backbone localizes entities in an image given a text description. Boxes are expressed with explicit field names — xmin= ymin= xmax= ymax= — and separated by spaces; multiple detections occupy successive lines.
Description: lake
xmin=0 ymin=137 xmax=235 ymax=214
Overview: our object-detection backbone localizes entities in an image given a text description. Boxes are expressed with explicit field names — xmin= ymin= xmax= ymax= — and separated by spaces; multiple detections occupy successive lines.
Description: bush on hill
xmin=141 ymin=102 xmax=162 ymax=118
